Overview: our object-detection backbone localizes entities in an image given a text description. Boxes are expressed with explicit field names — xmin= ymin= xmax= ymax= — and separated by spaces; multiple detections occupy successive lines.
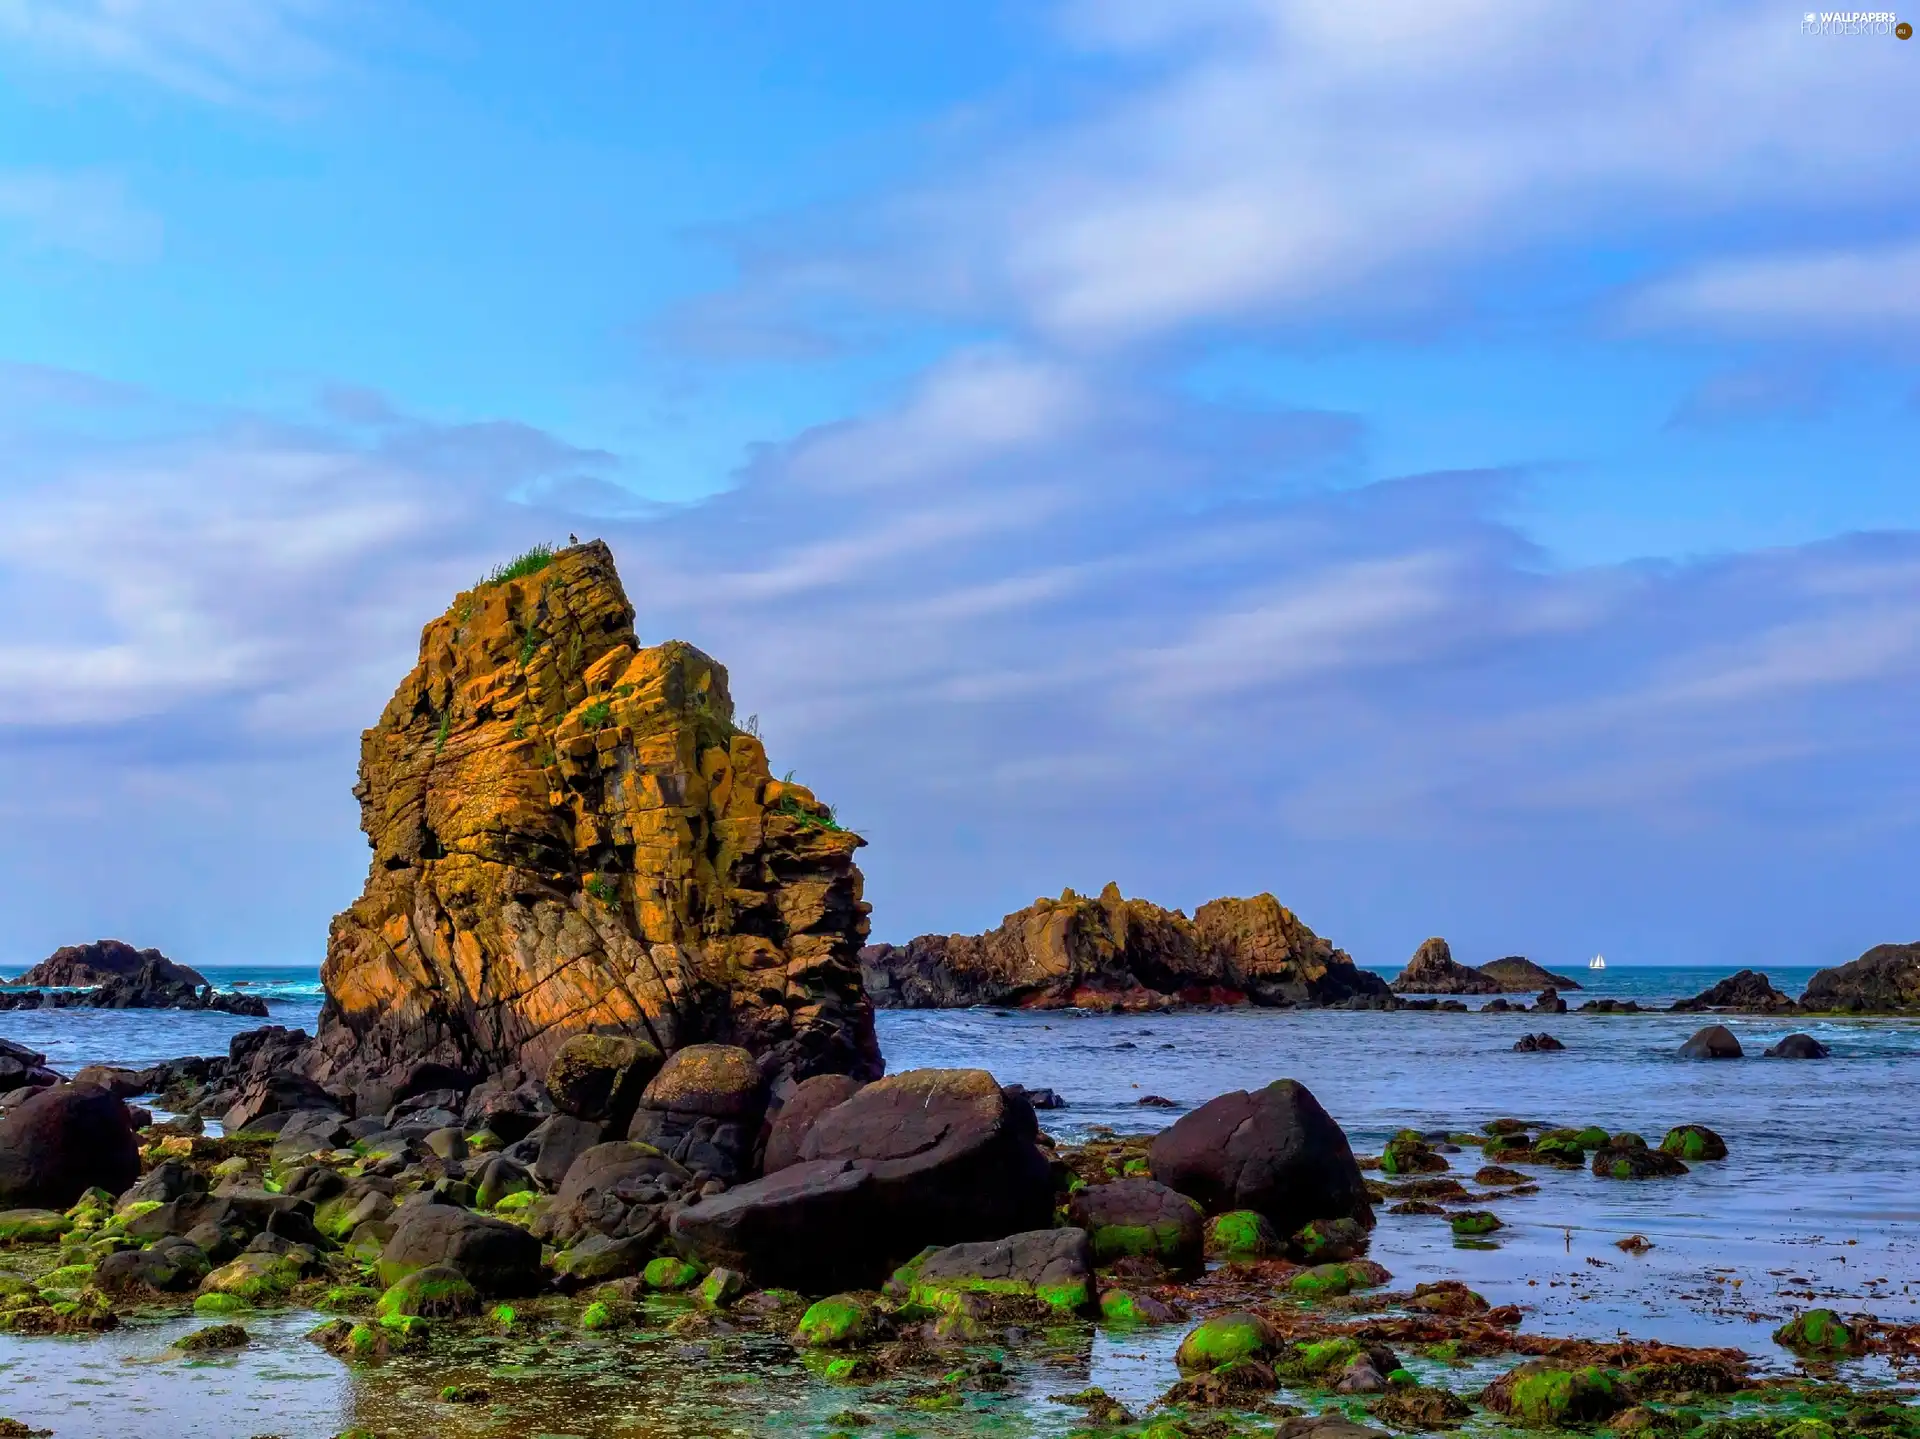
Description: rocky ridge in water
xmin=306 ymin=541 xmax=880 ymax=1093
xmin=5 ymin=939 xmax=208 ymax=989
xmin=859 ymin=883 xmax=1390 ymax=1011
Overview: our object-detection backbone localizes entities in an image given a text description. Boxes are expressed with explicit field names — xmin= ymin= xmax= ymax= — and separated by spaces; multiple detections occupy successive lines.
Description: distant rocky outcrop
xmin=307 ymin=541 xmax=880 ymax=1090
xmin=1477 ymin=956 xmax=1580 ymax=992
xmin=859 ymin=884 xmax=1388 ymax=1011
xmin=0 ymin=957 xmax=265 ymax=1016
xmin=1390 ymin=941 xmax=1580 ymax=994
xmin=6 ymin=939 xmax=207 ymax=989
xmin=1800 ymin=943 xmax=1920 ymax=1014
xmin=1671 ymin=969 xmax=1796 ymax=1014
xmin=1389 ymin=938 xmax=1499 ymax=995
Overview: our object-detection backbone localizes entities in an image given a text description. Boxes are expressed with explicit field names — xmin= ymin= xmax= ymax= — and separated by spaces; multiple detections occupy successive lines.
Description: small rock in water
xmin=1136 ymin=1094 xmax=1177 ymax=1107
xmin=1513 ymin=1032 xmax=1565 ymax=1052
xmin=1764 ymin=1033 xmax=1830 ymax=1059
xmin=1615 ymin=1234 xmax=1654 ymax=1254
xmin=1678 ymin=1024 xmax=1743 ymax=1059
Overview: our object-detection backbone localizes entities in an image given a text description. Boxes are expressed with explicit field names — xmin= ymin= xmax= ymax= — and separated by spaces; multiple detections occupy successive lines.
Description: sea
xmin=1 ymin=962 xmax=1915 ymax=1437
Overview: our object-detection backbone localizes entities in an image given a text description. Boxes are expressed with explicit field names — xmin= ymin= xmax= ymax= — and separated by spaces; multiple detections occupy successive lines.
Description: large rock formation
xmin=1672 ymin=969 xmax=1796 ymax=1013
xmin=6 ymin=939 xmax=207 ymax=988
xmin=1800 ymin=943 xmax=1920 ymax=1014
xmin=307 ymin=542 xmax=881 ymax=1090
xmin=1477 ymin=956 xmax=1580 ymax=992
xmin=859 ymin=884 xmax=1386 ymax=1010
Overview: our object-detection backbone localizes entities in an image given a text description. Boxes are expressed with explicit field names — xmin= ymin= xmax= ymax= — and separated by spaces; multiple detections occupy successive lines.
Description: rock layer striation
xmin=309 ymin=542 xmax=880 ymax=1089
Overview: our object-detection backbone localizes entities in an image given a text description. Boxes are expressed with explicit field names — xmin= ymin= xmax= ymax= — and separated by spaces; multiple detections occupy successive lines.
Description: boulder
xmin=377 ymin=1206 xmax=543 ymax=1295
xmin=94 ymin=1234 xmax=211 ymax=1293
xmin=544 ymin=1033 xmax=662 ymax=1128
xmin=1513 ymin=1033 xmax=1564 ymax=1052
xmin=1800 ymin=943 xmax=1920 ymax=1014
xmin=860 ymin=883 xmax=1384 ymax=1011
xmin=1147 ymin=1079 xmax=1373 ymax=1235
xmin=1660 ymin=1124 xmax=1728 ymax=1161
xmin=71 ymin=1066 xmax=146 ymax=1098
xmin=7 ymin=938 xmax=208 ymax=988
xmin=119 ymin=1159 xmax=207 ymax=1209
xmin=1672 ymin=970 xmax=1797 ymax=1013
xmin=0 ymin=1083 xmax=141 ymax=1208
xmin=626 ymin=1044 xmax=766 ymax=1181
xmin=1765 ymin=1032 xmax=1830 ymax=1059
xmin=512 ymin=1114 xmax=604 ymax=1191
xmin=0 ymin=1039 xmax=53 ymax=1096
xmin=892 ymin=1227 xmax=1094 ymax=1315
xmin=1477 ymin=956 xmax=1581 ymax=991
xmin=1068 ymin=1178 xmax=1204 ymax=1273
xmin=1532 ymin=987 xmax=1568 ymax=1013
xmin=541 ymin=1140 xmax=689 ymax=1242
xmin=302 ymin=542 xmax=882 ymax=1091
xmin=1592 ymin=1137 xmax=1689 ymax=1180
xmin=1388 ymin=938 xmax=1500 ymax=995
xmin=671 ymin=1067 xmax=1054 ymax=1291
xmin=762 ymin=1073 xmax=864 ymax=1174
xmin=222 ymin=1074 xmax=338 ymax=1134
xmin=1678 ymin=1025 xmax=1743 ymax=1059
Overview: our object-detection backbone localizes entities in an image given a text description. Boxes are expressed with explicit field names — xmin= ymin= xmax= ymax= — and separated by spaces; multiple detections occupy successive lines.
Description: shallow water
xmin=1 ymin=964 xmax=1916 ymax=1436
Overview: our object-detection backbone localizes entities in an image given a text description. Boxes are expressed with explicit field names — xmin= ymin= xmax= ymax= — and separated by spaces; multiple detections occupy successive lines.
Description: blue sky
xmin=1 ymin=1 xmax=1916 ymax=973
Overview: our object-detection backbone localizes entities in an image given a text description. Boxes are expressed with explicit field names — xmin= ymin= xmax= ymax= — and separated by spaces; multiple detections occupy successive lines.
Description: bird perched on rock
xmin=569 ymin=532 xmax=579 ymax=544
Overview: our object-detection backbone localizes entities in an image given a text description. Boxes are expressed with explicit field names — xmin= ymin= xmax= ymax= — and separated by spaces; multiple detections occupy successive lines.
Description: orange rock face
xmin=309 ymin=542 xmax=880 ymax=1086
xmin=860 ymin=882 xmax=1388 ymax=1010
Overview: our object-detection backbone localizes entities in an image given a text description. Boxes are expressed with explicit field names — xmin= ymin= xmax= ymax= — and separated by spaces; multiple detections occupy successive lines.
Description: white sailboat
xmin=1589 ymin=954 xmax=1607 ymax=971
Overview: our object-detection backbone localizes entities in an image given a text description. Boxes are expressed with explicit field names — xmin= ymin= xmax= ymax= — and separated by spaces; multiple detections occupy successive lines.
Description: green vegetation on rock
xmin=642 ymin=1256 xmax=702 ymax=1291
xmin=1204 ymin=1209 xmax=1277 ymax=1261
xmin=1173 ymin=1312 xmax=1278 ymax=1370
xmin=794 ymin=1294 xmax=874 ymax=1348
xmin=375 ymin=1266 xmax=479 ymax=1320
xmin=1774 ymin=1308 xmax=1858 ymax=1355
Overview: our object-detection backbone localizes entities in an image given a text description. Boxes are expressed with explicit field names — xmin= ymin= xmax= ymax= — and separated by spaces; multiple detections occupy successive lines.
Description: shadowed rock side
xmin=1801 ymin=942 xmax=1920 ymax=1013
xmin=859 ymin=884 xmax=1388 ymax=1011
xmin=1477 ymin=956 xmax=1580 ymax=992
xmin=1389 ymin=937 xmax=1499 ymax=994
xmin=1672 ymin=969 xmax=1797 ymax=1013
xmin=308 ymin=541 xmax=881 ymax=1090
xmin=6 ymin=939 xmax=208 ymax=989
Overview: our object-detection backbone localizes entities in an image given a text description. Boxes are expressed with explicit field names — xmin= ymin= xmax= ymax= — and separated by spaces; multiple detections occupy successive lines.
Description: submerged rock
xmin=307 ymin=540 xmax=882 ymax=1089
xmin=1659 ymin=1124 xmax=1728 ymax=1161
xmin=1678 ymin=1025 xmax=1743 ymax=1059
xmin=1765 ymin=1033 xmax=1830 ymax=1059
xmin=1592 ymin=1136 xmax=1689 ymax=1180
xmin=1514 ymin=1033 xmax=1565 ymax=1052
xmin=860 ymin=885 xmax=1386 ymax=1010
xmin=1147 ymin=1078 xmax=1373 ymax=1235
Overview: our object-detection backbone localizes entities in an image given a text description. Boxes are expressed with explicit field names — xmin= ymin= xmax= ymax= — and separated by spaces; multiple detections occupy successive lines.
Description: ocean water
xmin=1 ymin=963 xmax=1915 ymax=1437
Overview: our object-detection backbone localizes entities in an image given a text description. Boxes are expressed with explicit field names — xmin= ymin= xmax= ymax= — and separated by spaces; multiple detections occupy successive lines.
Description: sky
xmin=0 ymin=1 xmax=1916 ymax=973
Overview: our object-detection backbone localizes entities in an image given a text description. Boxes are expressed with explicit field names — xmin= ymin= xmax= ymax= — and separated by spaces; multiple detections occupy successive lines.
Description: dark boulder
xmin=1147 ymin=1079 xmax=1372 ymax=1234
xmin=94 ymin=1234 xmax=210 ymax=1293
xmin=118 ymin=1159 xmax=207 ymax=1209
xmin=671 ymin=1067 xmax=1054 ymax=1291
xmin=1765 ymin=1032 xmax=1830 ymax=1059
xmin=540 ymin=1140 xmax=690 ymax=1244
xmin=0 ymin=1083 xmax=141 ymax=1208
xmin=1801 ymin=943 xmax=1920 ymax=1014
xmin=762 ymin=1073 xmax=864 ymax=1174
xmin=1531 ymin=987 xmax=1568 ymax=1013
xmin=1672 ymin=970 xmax=1797 ymax=1013
xmin=894 ymin=1227 xmax=1094 ymax=1315
xmin=377 ymin=1206 xmax=543 ymax=1295
xmin=507 ymin=1114 xmax=604 ymax=1191
xmin=222 ymin=1073 xmax=338 ymax=1133
xmin=1678 ymin=1025 xmax=1743 ymax=1059
xmin=1513 ymin=1033 xmax=1564 ymax=1052
xmin=0 ymin=1039 xmax=55 ymax=1096
xmin=1388 ymin=938 xmax=1500 ymax=995
xmin=627 ymin=1043 xmax=766 ymax=1181
xmin=544 ymin=1034 xmax=663 ymax=1130
xmin=1069 ymin=1178 xmax=1204 ymax=1273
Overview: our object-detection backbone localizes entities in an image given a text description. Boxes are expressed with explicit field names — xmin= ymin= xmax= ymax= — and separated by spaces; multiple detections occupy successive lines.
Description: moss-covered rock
xmin=1592 ymin=1137 xmax=1689 ymax=1180
xmin=1450 ymin=1210 xmax=1503 ymax=1236
xmin=1484 ymin=1360 xmax=1629 ymax=1428
xmin=1529 ymin=1130 xmax=1588 ymax=1166
xmin=172 ymin=1323 xmax=249 ymax=1352
xmin=579 ymin=1298 xmax=621 ymax=1330
xmin=641 ymin=1255 xmax=703 ymax=1291
xmin=1289 ymin=1259 xmax=1393 ymax=1297
xmin=698 ymin=1266 xmax=747 ymax=1308
xmin=1659 ymin=1125 xmax=1728 ymax=1161
xmin=199 ymin=1250 xmax=300 ymax=1304
xmin=319 ymin=1285 xmax=381 ymax=1314
xmin=193 ymin=1291 xmax=250 ymax=1317
xmin=375 ymin=1264 xmax=480 ymax=1320
xmin=1173 ymin=1311 xmax=1280 ymax=1370
xmin=1372 ymin=1380 xmax=1472 ymax=1429
xmin=794 ymin=1293 xmax=876 ymax=1348
xmin=1204 ymin=1209 xmax=1278 ymax=1261
xmin=1773 ymin=1308 xmax=1860 ymax=1356
xmin=1098 ymin=1288 xmax=1181 ymax=1325
xmin=0 ymin=1211 xmax=72 ymax=1246
xmin=1381 ymin=1130 xmax=1448 ymax=1174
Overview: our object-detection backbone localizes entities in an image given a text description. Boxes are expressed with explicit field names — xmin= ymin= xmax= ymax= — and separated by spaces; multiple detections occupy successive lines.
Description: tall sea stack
xmin=308 ymin=541 xmax=881 ymax=1089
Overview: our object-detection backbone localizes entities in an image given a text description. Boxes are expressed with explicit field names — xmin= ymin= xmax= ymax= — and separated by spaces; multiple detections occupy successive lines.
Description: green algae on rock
xmin=375 ymin=1263 xmax=480 ymax=1319
xmin=1661 ymin=1124 xmax=1729 ymax=1161
xmin=1204 ymin=1209 xmax=1278 ymax=1261
xmin=1450 ymin=1210 xmax=1503 ymax=1237
xmin=794 ymin=1293 xmax=877 ymax=1347
xmin=1290 ymin=1259 xmax=1393 ymax=1297
xmin=1482 ymin=1359 xmax=1629 ymax=1428
xmin=1174 ymin=1310 xmax=1280 ymax=1370
xmin=171 ymin=1322 xmax=248 ymax=1351
xmin=641 ymin=1255 xmax=703 ymax=1291
xmin=1774 ymin=1308 xmax=1861 ymax=1356
xmin=0 ymin=1211 xmax=71 ymax=1246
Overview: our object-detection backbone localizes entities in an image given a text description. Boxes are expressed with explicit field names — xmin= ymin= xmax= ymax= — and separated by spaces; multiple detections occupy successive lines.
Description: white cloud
xmin=1630 ymin=240 xmax=1920 ymax=337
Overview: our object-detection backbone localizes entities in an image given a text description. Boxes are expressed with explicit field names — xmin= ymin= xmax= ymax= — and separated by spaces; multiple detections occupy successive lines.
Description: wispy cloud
xmin=0 ymin=168 xmax=162 ymax=261
xmin=0 ymin=0 xmax=338 ymax=105
xmin=1630 ymin=240 xmax=1920 ymax=338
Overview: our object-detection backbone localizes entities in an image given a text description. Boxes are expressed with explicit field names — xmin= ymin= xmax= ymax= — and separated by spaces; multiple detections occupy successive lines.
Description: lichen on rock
xmin=307 ymin=541 xmax=881 ymax=1089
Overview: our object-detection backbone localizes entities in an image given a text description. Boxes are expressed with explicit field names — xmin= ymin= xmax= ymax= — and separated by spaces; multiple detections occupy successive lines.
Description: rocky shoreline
xmin=2 ymin=544 xmax=1916 ymax=1439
